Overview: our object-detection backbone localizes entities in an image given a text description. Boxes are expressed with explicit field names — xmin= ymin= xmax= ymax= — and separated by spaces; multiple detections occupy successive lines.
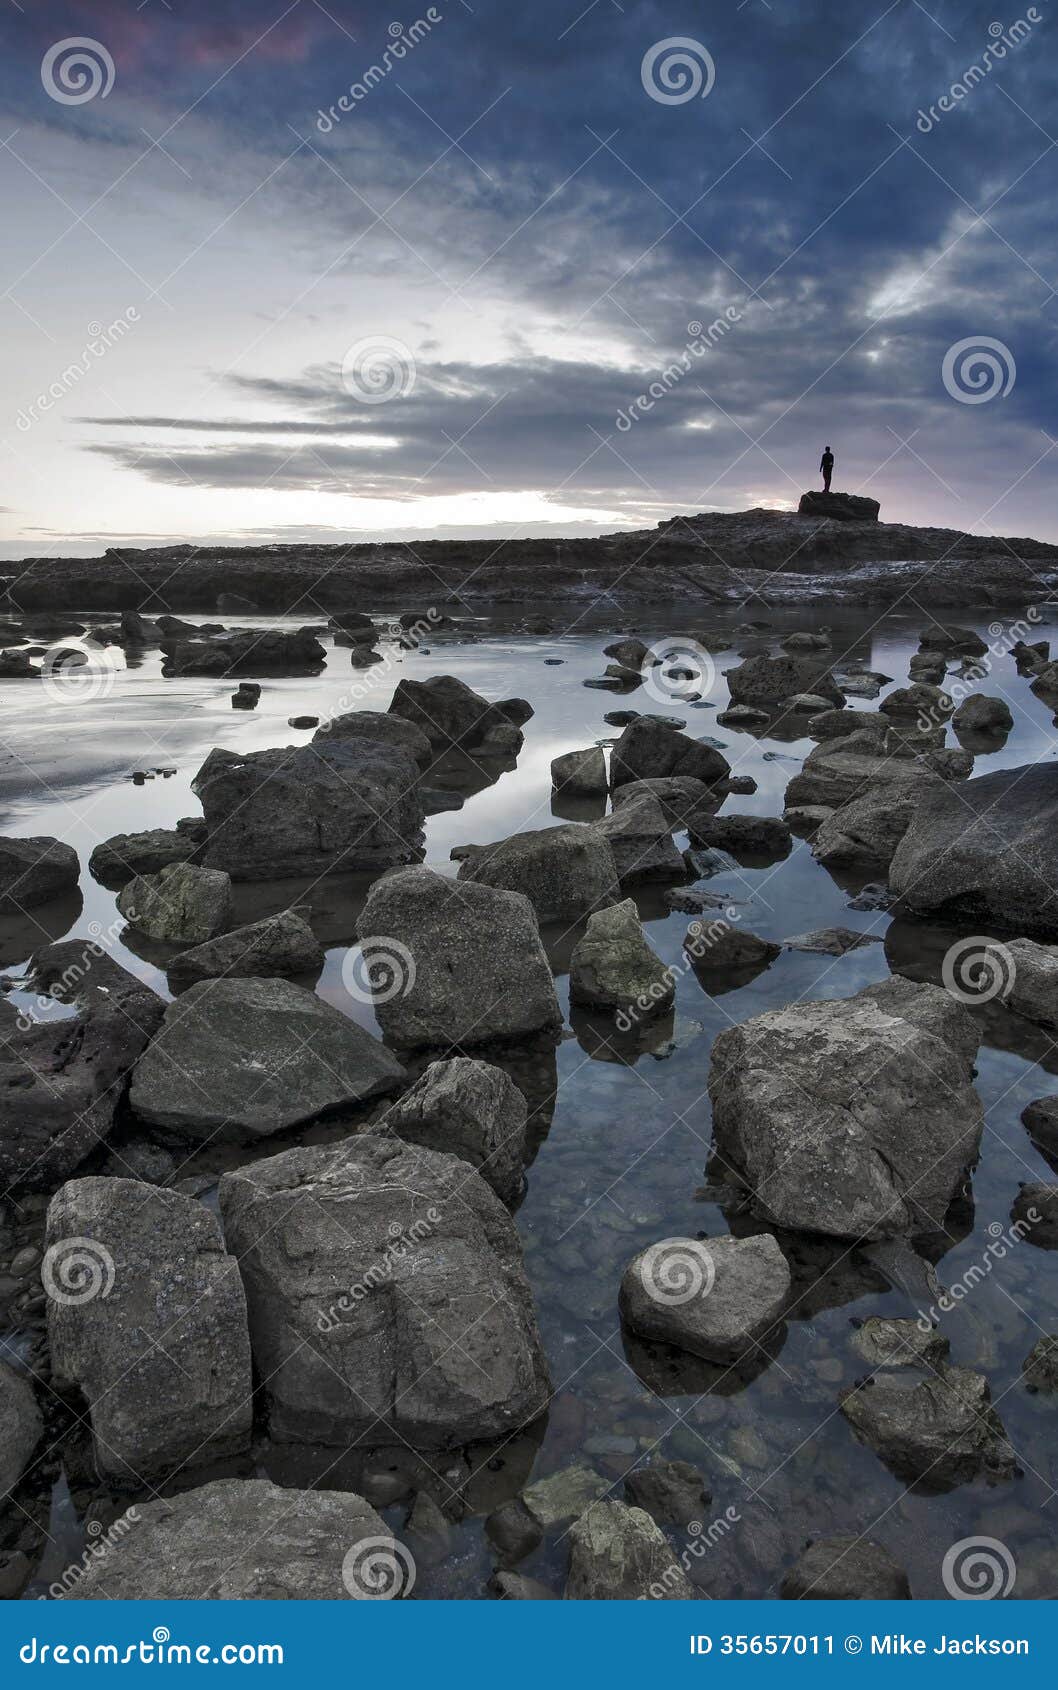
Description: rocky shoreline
xmin=4 ymin=504 xmax=1058 ymax=612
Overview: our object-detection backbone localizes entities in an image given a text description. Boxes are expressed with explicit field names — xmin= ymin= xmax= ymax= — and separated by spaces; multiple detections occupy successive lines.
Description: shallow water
xmin=3 ymin=604 xmax=1058 ymax=1600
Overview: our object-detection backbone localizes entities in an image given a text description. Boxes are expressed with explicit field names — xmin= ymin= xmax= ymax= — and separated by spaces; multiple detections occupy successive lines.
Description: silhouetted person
xmin=820 ymin=445 xmax=834 ymax=492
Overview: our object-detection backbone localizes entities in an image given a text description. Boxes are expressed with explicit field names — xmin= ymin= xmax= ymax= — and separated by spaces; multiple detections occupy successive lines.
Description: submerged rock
xmin=117 ymin=861 xmax=233 ymax=944
xmin=192 ymin=738 xmax=424 ymax=881
xmin=569 ymin=898 xmax=674 ymax=1017
xmin=839 ymin=1365 xmax=1015 ymax=1486
xmin=457 ymin=824 xmax=620 ymax=923
xmin=0 ymin=1363 xmax=42 ymax=1502
xmin=521 ymin=1463 xmax=610 ymax=1531
xmin=46 ymin=1177 xmax=251 ymax=1484
xmin=1012 ymin=1182 xmax=1058 ymax=1247
xmin=357 ymin=867 xmax=561 ymax=1048
xmin=850 ymin=1317 xmax=950 ymax=1370
xmin=131 ymin=977 xmax=404 ymax=1139
xmin=619 ymin=1232 xmax=789 ymax=1362
xmin=708 ymin=980 xmax=982 ymax=1239
xmin=1023 ymin=1334 xmax=1058 ymax=1392
xmin=781 ymin=1537 xmax=910 ymax=1599
xmin=565 ymin=1501 xmax=693 ymax=1599
xmin=0 ymin=836 xmax=79 ymax=912
xmin=379 ymin=1056 xmax=527 ymax=1206
xmin=624 ymin=1459 xmax=710 ymax=1527
xmin=62 ymin=1479 xmax=391 ymax=1599
xmin=782 ymin=927 xmax=882 ymax=955
xmin=220 ymin=1134 xmax=551 ymax=1447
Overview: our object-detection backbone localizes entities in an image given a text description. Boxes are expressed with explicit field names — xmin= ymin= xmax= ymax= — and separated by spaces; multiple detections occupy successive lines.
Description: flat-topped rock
xmin=620 ymin=1232 xmax=789 ymax=1363
xmin=0 ymin=836 xmax=79 ymax=912
xmin=797 ymin=491 xmax=880 ymax=522
xmin=457 ymin=824 xmax=620 ymax=923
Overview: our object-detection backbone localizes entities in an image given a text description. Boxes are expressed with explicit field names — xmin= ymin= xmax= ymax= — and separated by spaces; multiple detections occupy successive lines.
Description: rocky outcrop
xmin=840 ymin=1365 xmax=1015 ymax=1486
xmin=457 ymin=825 xmax=620 ymax=923
xmin=160 ymin=627 xmax=325 ymax=675
xmin=131 ymin=977 xmax=404 ymax=1140
xmin=220 ymin=1135 xmax=551 ymax=1447
xmin=62 ymin=1479 xmax=393 ymax=1599
xmin=191 ymin=738 xmax=425 ymax=881
xmin=889 ymin=764 xmax=1058 ymax=938
xmin=378 ymin=1056 xmax=527 ymax=1205
xmin=166 ymin=909 xmax=324 ymax=988
xmin=797 ymin=491 xmax=880 ymax=522
xmin=46 ymin=1178 xmax=252 ymax=1484
xmin=569 ymin=899 xmax=674 ymax=1016
xmin=565 ymin=1501 xmax=693 ymax=1599
xmin=117 ymin=862 xmax=233 ymax=944
xmin=356 ymin=867 xmax=562 ymax=1047
xmin=0 ymin=836 xmax=79 ymax=912
xmin=708 ymin=980 xmax=982 ymax=1239
xmin=619 ymin=1232 xmax=789 ymax=1362
xmin=0 ymin=954 xmax=164 ymax=1189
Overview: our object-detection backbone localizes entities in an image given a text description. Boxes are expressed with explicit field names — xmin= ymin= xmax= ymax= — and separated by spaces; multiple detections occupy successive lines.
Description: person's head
xmin=824 ymin=444 xmax=831 ymax=451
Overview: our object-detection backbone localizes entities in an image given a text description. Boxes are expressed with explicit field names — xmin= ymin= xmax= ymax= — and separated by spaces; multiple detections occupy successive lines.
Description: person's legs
xmin=823 ymin=469 xmax=832 ymax=491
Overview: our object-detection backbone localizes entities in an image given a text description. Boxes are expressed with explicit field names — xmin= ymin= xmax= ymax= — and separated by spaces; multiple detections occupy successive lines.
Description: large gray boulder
xmin=611 ymin=776 xmax=716 ymax=825
xmin=977 ymin=937 xmax=1058 ymax=1028
xmin=889 ymin=764 xmax=1058 ymax=938
xmin=551 ymin=746 xmax=607 ymax=796
xmin=726 ymin=653 xmax=844 ymax=707
xmin=457 ymin=825 xmax=620 ymax=923
xmin=131 ymin=977 xmax=404 ymax=1139
xmin=62 ymin=1479 xmax=394 ymax=1599
xmin=220 ymin=1135 xmax=551 ymax=1447
xmin=312 ymin=709 xmax=433 ymax=766
xmin=89 ymin=828 xmax=196 ymax=885
xmin=569 ymin=899 xmax=674 ymax=1017
xmin=389 ymin=674 xmax=511 ymax=749
xmin=166 ymin=909 xmax=324 ymax=988
xmin=565 ymin=1501 xmax=694 ymax=1599
xmin=594 ymin=793 xmax=684 ymax=882
xmin=378 ymin=1056 xmax=527 ymax=1206
xmin=0 ymin=951 xmax=164 ymax=1189
xmin=785 ymin=729 xmax=971 ymax=809
xmin=609 ymin=719 xmax=729 ymax=789
xmin=0 ymin=1363 xmax=42 ymax=1502
xmin=840 ymin=1365 xmax=1015 ymax=1486
xmin=619 ymin=1233 xmax=789 ymax=1362
xmin=708 ymin=980 xmax=983 ymax=1239
xmin=117 ymin=861 xmax=233 ymax=944
xmin=46 ymin=1178 xmax=252 ymax=1484
xmin=951 ymin=693 xmax=1012 ymax=734
xmin=356 ymin=867 xmax=562 ymax=1048
xmin=0 ymin=836 xmax=79 ymax=912
xmin=811 ymin=784 xmax=921 ymax=870
xmin=192 ymin=738 xmax=424 ymax=881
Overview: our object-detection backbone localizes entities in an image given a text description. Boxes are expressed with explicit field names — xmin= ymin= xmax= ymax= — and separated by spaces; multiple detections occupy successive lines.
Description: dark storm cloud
xmin=7 ymin=0 xmax=1057 ymax=524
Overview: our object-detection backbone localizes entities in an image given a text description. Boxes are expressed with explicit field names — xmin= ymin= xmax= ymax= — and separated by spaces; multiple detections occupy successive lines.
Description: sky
xmin=1 ymin=0 xmax=1056 ymax=560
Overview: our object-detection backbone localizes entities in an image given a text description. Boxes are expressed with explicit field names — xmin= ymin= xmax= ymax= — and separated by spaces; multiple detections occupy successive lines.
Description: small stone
xmin=521 ymin=1463 xmax=610 ymax=1531
xmin=1023 ymin=1334 xmax=1058 ymax=1392
xmin=485 ymin=1500 xmax=543 ymax=1564
xmin=625 ymin=1459 xmax=710 ymax=1526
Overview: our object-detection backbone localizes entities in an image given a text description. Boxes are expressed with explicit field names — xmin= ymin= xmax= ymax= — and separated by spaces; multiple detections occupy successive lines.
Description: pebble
xmin=8 ymin=1246 xmax=40 ymax=1277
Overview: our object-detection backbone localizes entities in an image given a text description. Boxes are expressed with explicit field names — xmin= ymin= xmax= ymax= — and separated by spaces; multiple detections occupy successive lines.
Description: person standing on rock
xmin=820 ymin=445 xmax=834 ymax=492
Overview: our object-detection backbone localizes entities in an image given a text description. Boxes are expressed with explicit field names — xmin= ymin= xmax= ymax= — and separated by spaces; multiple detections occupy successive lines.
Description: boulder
xmin=612 ymin=776 xmax=716 ymax=825
xmin=1012 ymin=1182 xmax=1058 ymax=1247
xmin=0 ymin=954 xmax=164 ymax=1189
xmin=356 ymin=867 xmax=561 ymax=1048
xmin=918 ymin=625 xmax=988 ymax=656
xmin=160 ymin=627 xmax=325 ymax=676
xmin=457 ymin=825 xmax=620 ymax=922
xmin=978 ymin=937 xmax=1058 ymax=1028
xmin=806 ymin=708 xmax=886 ymax=743
xmin=784 ymin=692 xmax=833 ymax=712
xmin=62 ymin=1479 xmax=393 ymax=1599
xmin=565 ymin=1501 xmax=693 ymax=1599
xmin=389 ymin=674 xmax=507 ymax=748
xmin=726 ymin=653 xmax=844 ymax=707
xmin=117 ymin=862 xmax=233 ymax=944
xmin=166 ymin=909 xmax=324 ymax=988
xmin=46 ymin=1178 xmax=252 ymax=1484
xmin=687 ymin=812 xmax=791 ymax=860
xmin=378 ymin=1056 xmax=527 ymax=1206
xmin=192 ymin=738 xmax=424 ymax=881
xmin=785 ymin=729 xmax=971 ymax=809
xmin=313 ymin=710 xmax=434 ymax=766
xmin=839 ymin=1365 xmax=1015 ymax=1486
xmin=220 ymin=1134 xmax=551 ymax=1447
xmin=889 ymin=763 xmax=1058 ymax=938
xmin=551 ymin=746 xmax=607 ymax=796
xmin=0 ymin=836 xmax=79 ymax=912
xmin=0 ymin=1364 xmax=42 ymax=1502
xmin=609 ymin=719 xmax=729 ymax=789
xmin=684 ymin=919 xmax=780 ymax=977
xmin=708 ymin=981 xmax=982 ymax=1239
xmin=569 ymin=898 xmax=674 ymax=1016
xmin=850 ymin=1317 xmax=949 ymax=1371
xmin=593 ymin=793 xmax=685 ymax=882
xmin=522 ymin=1463 xmax=610 ymax=1530
xmin=619 ymin=1232 xmax=789 ymax=1363
xmin=89 ymin=828 xmax=196 ymax=885
xmin=0 ymin=648 xmax=34 ymax=678
xmin=603 ymin=637 xmax=650 ymax=671
xmin=624 ymin=1459 xmax=710 ymax=1527
xmin=951 ymin=693 xmax=1012 ymax=733
xmin=797 ymin=491 xmax=880 ymax=522
xmin=131 ymin=977 xmax=404 ymax=1139
xmin=716 ymin=704 xmax=769 ymax=727
xmin=810 ymin=785 xmax=919 ymax=870
xmin=879 ymin=682 xmax=952 ymax=722
xmin=1022 ymin=1096 xmax=1058 ymax=1157
xmin=1023 ymin=1335 xmax=1058 ymax=1392
xmin=781 ymin=1538 xmax=910 ymax=1599
xmin=781 ymin=631 xmax=830 ymax=652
